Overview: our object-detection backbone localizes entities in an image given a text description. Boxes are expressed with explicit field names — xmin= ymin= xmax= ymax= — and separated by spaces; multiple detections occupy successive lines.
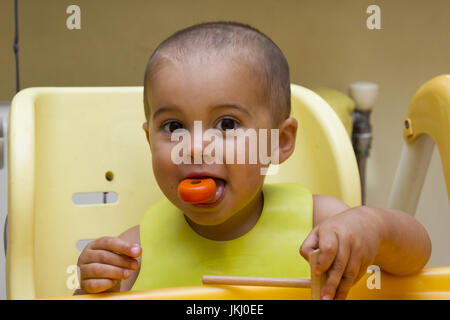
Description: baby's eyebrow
xmin=210 ymin=103 xmax=251 ymax=116
xmin=152 ymin=103 xmax=251 ymax=120
xmin=152 ymin=105 xmax=177 ymax=120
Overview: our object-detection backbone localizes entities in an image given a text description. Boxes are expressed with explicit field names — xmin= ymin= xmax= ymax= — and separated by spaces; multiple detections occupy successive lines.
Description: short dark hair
xmin=143 ymin=21 xmax=291 ymax=124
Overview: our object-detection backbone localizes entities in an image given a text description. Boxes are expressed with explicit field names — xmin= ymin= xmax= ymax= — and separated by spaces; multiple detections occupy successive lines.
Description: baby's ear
xmin=142 ymin=122 xmax=151 ymax=148
xmin=277 ymin=117 xmax=298 ymax=164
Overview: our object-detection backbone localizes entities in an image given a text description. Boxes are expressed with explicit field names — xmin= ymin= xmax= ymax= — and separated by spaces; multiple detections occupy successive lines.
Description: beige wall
xmin=0 ymin=0 xmax=449 ymax=269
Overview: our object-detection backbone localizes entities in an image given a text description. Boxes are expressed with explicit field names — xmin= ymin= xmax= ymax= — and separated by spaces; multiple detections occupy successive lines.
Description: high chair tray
xmin=56 ymin=266 xmax=450 ymax=300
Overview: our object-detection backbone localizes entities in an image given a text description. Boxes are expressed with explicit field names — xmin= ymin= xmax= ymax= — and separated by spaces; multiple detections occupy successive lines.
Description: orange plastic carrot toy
xmin=178 ymin=178 xmax=217 ymax=204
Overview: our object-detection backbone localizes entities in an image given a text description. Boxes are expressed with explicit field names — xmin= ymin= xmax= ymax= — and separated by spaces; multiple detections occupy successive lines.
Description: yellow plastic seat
xmin=6 ymin=84 xmax=361 ymax=299
xmin=312 ymin=87 xmax=356 ymax=137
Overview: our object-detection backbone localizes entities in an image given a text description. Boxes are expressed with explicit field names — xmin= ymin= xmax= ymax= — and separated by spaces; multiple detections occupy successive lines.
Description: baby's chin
xmin=180 ymin=202 xmax=234 ymax=226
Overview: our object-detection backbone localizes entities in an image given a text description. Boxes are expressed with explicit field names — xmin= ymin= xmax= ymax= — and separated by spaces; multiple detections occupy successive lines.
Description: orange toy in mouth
xmin=178 ymin=178 xmax=217 ymax=204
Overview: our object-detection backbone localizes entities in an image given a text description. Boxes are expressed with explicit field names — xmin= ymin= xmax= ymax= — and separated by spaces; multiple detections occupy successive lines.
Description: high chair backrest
xmin=6 ymin=84 xmax=360 ymax=299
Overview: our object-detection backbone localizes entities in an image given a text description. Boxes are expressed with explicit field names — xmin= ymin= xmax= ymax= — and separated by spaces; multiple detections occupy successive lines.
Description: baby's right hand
xmin=77 ymin=236 xmax=142 ymax=294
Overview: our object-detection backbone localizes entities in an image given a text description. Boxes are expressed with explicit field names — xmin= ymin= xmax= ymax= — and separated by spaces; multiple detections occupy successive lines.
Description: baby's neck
xmin=185 ymin=191 xmax=264 ymax=241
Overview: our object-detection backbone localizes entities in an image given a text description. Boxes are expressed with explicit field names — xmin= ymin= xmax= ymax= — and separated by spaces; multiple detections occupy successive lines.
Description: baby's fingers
xmin=89 ymin=236 xmax=141 ymax=258
xmin=314 ymin=230 xmax=339 ymax=275
xmin=299 ymin=227 xmax=319 ymax=261
xmin=321 ymin=237 xmax=350 ymax=300
xmin=333 ymin=250 xmax=362 ymax=300
xmin=81 ymin=279 xmax=119 ymax=294
xmin=80 ymin=263 xmax=131 ymax=281
xmin=81 ymin=249 xmax=139 ymax=270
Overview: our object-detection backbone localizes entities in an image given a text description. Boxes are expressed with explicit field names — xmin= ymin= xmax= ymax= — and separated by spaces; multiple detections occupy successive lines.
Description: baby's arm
xmin=74 ymin=225 xmax=141 ymax=295
xmin=300 ymin=195 xmax=432 ymax=300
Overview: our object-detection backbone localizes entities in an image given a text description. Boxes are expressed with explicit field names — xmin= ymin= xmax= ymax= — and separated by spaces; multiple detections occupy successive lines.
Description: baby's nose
xmin=189 ymin=130 xmax=205 ymax=164
xmin=189 ymin=139 xmax=216 ymax=164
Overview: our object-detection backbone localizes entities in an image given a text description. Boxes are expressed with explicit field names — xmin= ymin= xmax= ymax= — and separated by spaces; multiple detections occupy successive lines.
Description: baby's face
xmin=144 ymin=56 xmax=277 ymax=226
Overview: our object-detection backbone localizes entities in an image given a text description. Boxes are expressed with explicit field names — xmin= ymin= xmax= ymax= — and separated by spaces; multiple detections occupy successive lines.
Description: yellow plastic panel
xmin=7 ymin=87 xmax=164 ymax=299
xmin=312 ymin=87 xmax=355 ymax=137
xmin=7 ymin=84 xmax=360 ymax=299
xmin=266 ymin=85 xmax=361 ymax=208
xmin=58 ymin=267 xmax=450 ymax=300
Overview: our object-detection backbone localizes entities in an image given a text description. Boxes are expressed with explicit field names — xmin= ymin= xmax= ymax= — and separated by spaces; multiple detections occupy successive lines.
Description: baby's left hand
xmin=300 ymin=207 xmax=384 ymax=300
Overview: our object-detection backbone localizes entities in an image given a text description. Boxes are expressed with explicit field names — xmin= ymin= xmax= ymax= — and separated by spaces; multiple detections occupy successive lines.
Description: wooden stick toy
xmin=202 ymin=249 xmax=325 ymax=300
xmin=202 ymin=275 xmax=311 ymax=288
xmin=310 ymin=248 xmax=325 ymax=300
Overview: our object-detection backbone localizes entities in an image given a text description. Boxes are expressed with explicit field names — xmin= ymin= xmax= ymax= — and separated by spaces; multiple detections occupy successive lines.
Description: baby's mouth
xmin=198 ymin=178 xmax=226 ymax=205
xmin=187 ymin=176 xmax=227 ymax=207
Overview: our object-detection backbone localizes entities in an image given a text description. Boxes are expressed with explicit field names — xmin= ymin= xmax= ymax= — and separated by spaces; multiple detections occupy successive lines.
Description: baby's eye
xmin=216 ymin=118 xmax=240 ymax=131
xmin=163 ymin=121 xmax=184 ymax=133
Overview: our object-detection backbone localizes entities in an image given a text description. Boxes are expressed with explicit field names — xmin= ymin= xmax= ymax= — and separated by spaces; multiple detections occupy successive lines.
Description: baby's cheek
xmin=152 ymin=151 xmax=169 ymax=174
xmin=227 ymin=164 xmax=264 ymax=199
xmin=151 ymin=146 xmax=179 ymax=191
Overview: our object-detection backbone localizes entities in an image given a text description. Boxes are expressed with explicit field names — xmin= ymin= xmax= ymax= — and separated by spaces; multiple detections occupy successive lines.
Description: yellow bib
xmin=132 ymin=183 xmax=313 ymax=291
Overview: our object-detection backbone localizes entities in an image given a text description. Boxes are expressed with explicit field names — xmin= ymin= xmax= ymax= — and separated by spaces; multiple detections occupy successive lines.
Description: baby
xmin=75 ymin=21 xmax=431 ymax=300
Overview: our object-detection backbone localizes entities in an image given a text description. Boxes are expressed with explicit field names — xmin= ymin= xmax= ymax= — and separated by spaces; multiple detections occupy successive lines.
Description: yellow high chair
xmin=5 ymin=84 xmax=360 ymax=299
xmin=5 ymin=79 xmax=450 ymax=300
